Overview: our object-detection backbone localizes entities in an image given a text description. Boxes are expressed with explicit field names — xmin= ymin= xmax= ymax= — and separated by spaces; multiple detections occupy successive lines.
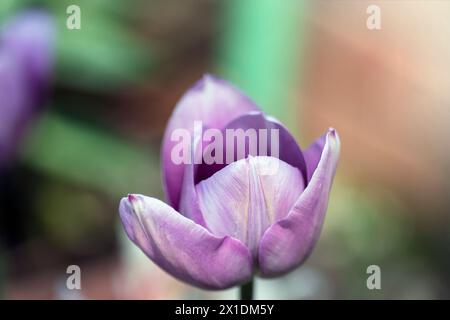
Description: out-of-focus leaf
xmin=50 ymin=0 xmax=152 ymax=90
xmin=34 ymin=182 xmax=112 ymax=254
xmin=2 ymin=0 xmax=153 ymax=90
xmin=319 ymin=179 xmax=429 ymax=298
xmin=217 ymin=0 xmax=309 ymax=135
xmin=55 ymin=12 xmax=152 ymax=89
xmin=0 ymin=0 xmax=23 ymax=22
xmin=20 ymin=111 xmax=161 ymax=198
xmin=324 ymin=181 xmax=412 ymax=263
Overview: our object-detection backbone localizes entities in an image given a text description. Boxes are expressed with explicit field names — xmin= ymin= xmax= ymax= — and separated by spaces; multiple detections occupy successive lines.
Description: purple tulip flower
xmin=0 ymin=11 xmax=55 ymax=168
xmin=119 ymin=75 xmax=340 ymax=290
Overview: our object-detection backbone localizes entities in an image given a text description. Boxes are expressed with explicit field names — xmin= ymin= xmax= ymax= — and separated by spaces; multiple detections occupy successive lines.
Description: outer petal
xmin=196 ymin=156 xmax=304 ymax=258
xmin=303 ymin=132 xmax=327 ymax=183
xmin=258 ymin=128 xmax=340 ymax=277
xmin=162 ymin=75 xmax=259 ymax=209
xmin=119 ymin=194 xmax=253 ymax=290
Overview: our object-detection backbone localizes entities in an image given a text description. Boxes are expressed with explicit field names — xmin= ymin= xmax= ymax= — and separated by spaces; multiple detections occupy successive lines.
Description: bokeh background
xmin=1 ymin=0 xmax=449 ymax=299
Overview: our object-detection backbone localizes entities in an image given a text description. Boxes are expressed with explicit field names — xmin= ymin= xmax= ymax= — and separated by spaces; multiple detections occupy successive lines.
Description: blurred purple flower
xmin=119 ymin=75 xmax=340 ymax=289
xmin=0 ymin=11 xmax=55 ymax=168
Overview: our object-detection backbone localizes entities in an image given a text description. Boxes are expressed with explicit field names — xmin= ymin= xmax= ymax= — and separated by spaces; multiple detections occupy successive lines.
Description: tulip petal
xmin=195 ymin=112 xmax=308 ymax=185
xmin=2 ymin=10 xmax=55 ymax=101
xmin=178 ymin=135 xmax=207 ymax=225
xmin=162 ymin=75 xmax=259 ymax=209
xmin=119 ymin=194 xmax=253 ymax=289
xmin=0 ymin=54 xmax=28 ymax=167
xmin=303 ymin=132 xmax=327 ymax=183
xmin=196 ymin=156 xmax=305 ymax=257
xmin=0 ymin=11 xmax=54 ymax=169
xmin=258 ymin=129 xmax=340 ymax=276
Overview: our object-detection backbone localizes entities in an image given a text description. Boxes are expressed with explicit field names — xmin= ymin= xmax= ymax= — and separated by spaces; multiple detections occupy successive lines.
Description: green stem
xmin=240 ymin=279 xmax=254 ymax=300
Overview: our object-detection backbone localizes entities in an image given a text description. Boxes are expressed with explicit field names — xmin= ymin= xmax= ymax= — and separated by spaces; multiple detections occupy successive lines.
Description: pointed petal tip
xmin=327 ymin=127 xmax=339 ymax=140
xmin=119 ymin=196 xmax=137 ymax=244
xmin=127 ymin=194 xmax=137 ymax=203
xmin=326 ymin=127 xmax=340 ymax=150
xmin=192 ymin=73 xmax=220 ymax=91
xmin=202 ymin=73 xmax=215 ymax=81
xmin=184 ymin=74 xmax=224 ymax=103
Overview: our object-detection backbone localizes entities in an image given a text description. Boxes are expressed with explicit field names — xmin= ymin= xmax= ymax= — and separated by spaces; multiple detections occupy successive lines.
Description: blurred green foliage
xmin=21 ymin=112 xmax=161 ymax=198
xmin=34 ymin=181 xmax=112 ymax=253
xmin=218 ymin=0 xmax=309 ymax=136
xmin=320 ymin=178 xmax=434 ymax=298
xmin=1 ymin=0 xmax=153 ymax=90
xmin=1 ymin=0 xmax=160 ymax=199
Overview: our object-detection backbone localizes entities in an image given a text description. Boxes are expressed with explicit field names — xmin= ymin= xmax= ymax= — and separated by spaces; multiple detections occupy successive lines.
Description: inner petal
xmin=194 ymin=112 xmax=307 ymax=187
xmin=195 ymin=156 xmax=305 ymax=258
